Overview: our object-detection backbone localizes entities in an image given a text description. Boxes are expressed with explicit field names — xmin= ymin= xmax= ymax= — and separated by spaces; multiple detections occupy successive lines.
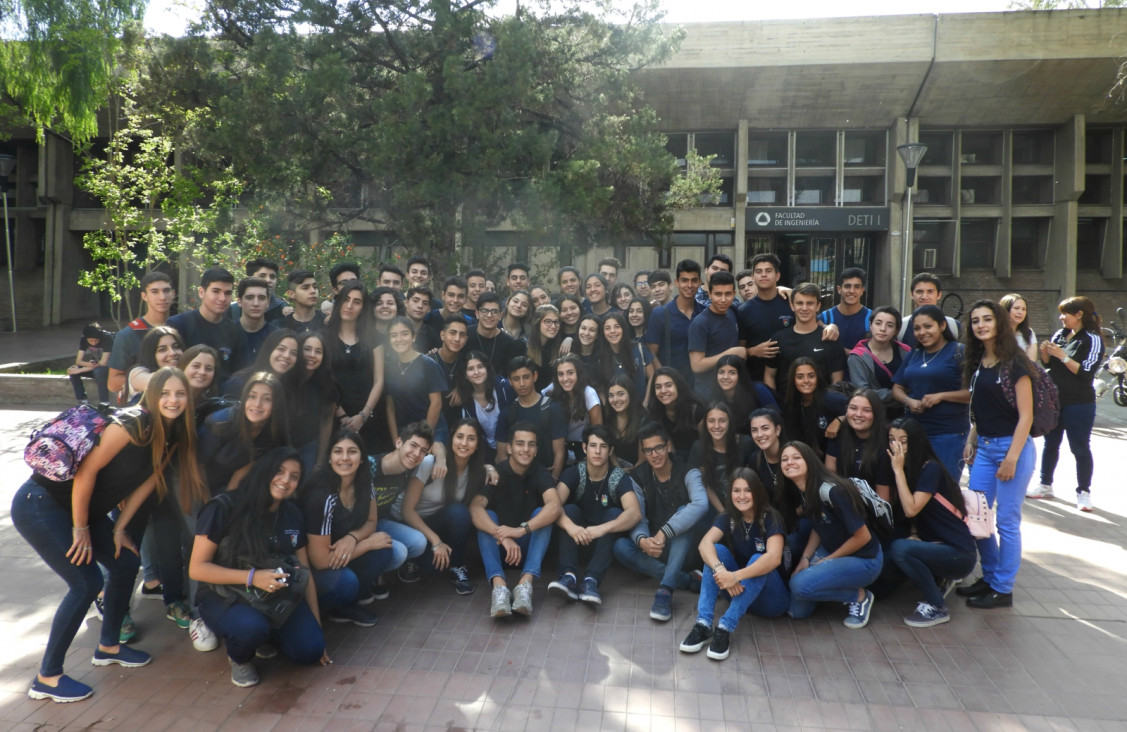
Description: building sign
xmin=747 ymin=207 xmax=890 ymax=232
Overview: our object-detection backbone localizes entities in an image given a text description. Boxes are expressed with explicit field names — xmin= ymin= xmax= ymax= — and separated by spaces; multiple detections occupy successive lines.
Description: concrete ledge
xmin=0 ymin=374 xmax=77 ymax=408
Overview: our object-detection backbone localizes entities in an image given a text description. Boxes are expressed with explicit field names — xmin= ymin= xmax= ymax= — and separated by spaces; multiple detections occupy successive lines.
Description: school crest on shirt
xmin=284 ymin=528 xmax=300 ymax=547
xmin=218 ymin=346 xmax=233 ymax=363
xmin=779 ymin=315 xmax=794 ymax=328
xmin=755 ymin=537 xmax=766 ymax=553
xmin=817 ymin=415 xmax=829 ymax=430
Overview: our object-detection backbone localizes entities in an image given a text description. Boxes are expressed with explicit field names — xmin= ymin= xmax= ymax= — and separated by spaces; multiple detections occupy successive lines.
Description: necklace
xmin=399 ymin=356 xmax=418 ymax=377
xmin=741 ymin=519 xmax=755 ymax=542
xmin=920 ymin=342 xmax=945 ymax=368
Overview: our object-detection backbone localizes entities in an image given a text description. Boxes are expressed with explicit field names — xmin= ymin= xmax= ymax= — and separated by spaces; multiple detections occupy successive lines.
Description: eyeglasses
xmin=641 ymin=443 xmax=668 ymax=456
xmin=477 ymin=308 xmax=501 ymax=316
xmin=542 ymin=319 xmax=560 ymax=326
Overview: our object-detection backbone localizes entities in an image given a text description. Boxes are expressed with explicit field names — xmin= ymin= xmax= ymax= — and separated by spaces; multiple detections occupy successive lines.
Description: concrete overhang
xmin=637 ymin=9 xmax=1127 ymax=130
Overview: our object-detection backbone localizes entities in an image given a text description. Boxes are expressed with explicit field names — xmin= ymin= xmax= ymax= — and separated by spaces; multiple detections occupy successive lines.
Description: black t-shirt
xmin=196 ymin=494 xmax=307 ymax=555
xmin=303 ymin=482 xmax=372 ymax=543
xmin=737 ymin=295 xmax=794 ymax=379
xmin=369 ymin=454 xmax=420 ymax=516
xmin=279 ymin=312 xmax=324 ymax=334
xmin=768 ymin=325 xmax=846 ymax=385
xmin=385 ymin=354 xmax=447 ymax=428
xmin=688 ymin=435 xmax=755 ymax=494
xmin=38 ymin=440 xmax=154 ymax=520
xmin=497 ymin=396 xmax=567 ymax=471
xmin=478 ymin=460 xmax=555 ymax=528
xmin=167 ymin=309 xmax=250 ymax=382
xmin=970 ymin=363 xmax=1027 ymax=437
xmin=712 ymin=511 xmax=784 ymax=566
xmin=911 ymin=461 xmax=976 ymax=555
xmin=811 ymin=482 xmax=880 ymax=559
xmin=196 ymin=407 xmax=282 ymax=497
xmin=1047 ymin=328 xmax=1104 ymax=405
xmin=826 ymin=435 xmax=892 ymax=487
xmin=467 ymin=327 xmax=526 ymax=375
xmin=560 ymin=464 xmax=636 ymax=523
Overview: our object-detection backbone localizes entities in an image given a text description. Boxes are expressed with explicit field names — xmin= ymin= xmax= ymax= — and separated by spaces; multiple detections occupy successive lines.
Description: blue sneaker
xmin=28 ymin=675 xmax=93 ymax=703
xmin=843 ymin=590 xmax=874 ymax=629
xmin=547 ymin=572 xmax=578 ymax=600
xmin=92 ymin=645 xmax=152 ymax=668
xmin=578 ymin=577 xmax=602 ymax=606
xmin=649 ymin=588 xmax=673 ymax=622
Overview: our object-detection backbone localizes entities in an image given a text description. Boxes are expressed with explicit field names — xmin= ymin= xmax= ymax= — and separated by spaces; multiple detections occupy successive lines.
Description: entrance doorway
xmin=746 ymin=233 xmax=873 ymax=307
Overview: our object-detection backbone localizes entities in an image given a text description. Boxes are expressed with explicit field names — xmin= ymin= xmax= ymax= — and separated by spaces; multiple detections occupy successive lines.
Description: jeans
xmin=476 ymin=508 xmax=551 ymax=581
xmin=198 ymin=593 xmax=324 ymax=665
xmin=69 ymin=366 xmax=109 ymax=403
xmin=11 ymin=479 xmax=140 ymax=677
xmin=377 ymin=518 xmax=426 ymax=570
xmin=419 ymin=502 xmax=475 ymax=569
xmin=312 ymin=548 xmax=390 ymax=609
xmin=788 ymin=544 xmax=884 ymax=619
xmin=146 ymin=495 xmax=191 ymax=605
xmin=927 ymin=431 xmax=968 ymax=484
xmin=557 ymin=504 xmax=623 ymax=584
xmin=887 ymin=539 xmax=977 ymax=608
xmin=1040 ymin=402 xmax=1097 ymax=493
xmin=969 ymin=435 xmax=1034 ymax=594
xmin=612 ymin=531 xmax=697 ymax=591
xmin=696 ymin=545 xmax=790 ymax=632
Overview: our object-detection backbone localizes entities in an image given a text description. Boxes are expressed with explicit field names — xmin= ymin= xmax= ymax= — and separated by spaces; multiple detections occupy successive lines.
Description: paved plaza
xmin=1 ymin=385 xmax=1127 ymax=730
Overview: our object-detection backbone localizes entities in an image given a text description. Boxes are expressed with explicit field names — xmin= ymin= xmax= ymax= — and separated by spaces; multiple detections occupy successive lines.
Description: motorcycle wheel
xmin=1114 ymin=386 xmax=1127 ymax=407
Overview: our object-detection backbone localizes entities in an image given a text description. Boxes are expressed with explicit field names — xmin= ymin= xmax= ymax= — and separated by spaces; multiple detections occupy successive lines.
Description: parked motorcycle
xmin=1096 ymin=307 xmax=1127 ymax=406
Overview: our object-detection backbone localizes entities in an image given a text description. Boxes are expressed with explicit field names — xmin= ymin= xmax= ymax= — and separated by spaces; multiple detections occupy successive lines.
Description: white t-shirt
xmin=542 ymin=384 xmax=601 ymax=441
xmin=412 ymin=454 xmax=470 ymax=518
xmin=472 ymin=389 xmax=504 ymax=448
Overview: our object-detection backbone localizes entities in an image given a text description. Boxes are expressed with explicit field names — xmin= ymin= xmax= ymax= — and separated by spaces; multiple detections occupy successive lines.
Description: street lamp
xmin=0 ymin=153 xmax=16 ymax=333
xmin=897 ymin=142 xmax=928 ymax=314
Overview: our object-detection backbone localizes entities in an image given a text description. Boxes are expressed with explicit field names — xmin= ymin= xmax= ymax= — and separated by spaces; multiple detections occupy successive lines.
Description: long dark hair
xmin=725 ymin=467 xmax=780 ymax=532
xmin=749 ymin=407 xmax=788 ymax=525
xmin=698 ymin=401 xmax=738 ymax=495
xmin=1000 ymin=294 xmax=1033 ymax=343
xmin=597 ymin=311 xmax=639 ymax=387
xmin=231 ymin=328 xmax=302 ymax=393
xmin=781 ymin=357 xmax=829 ymax=453
xmin=605 ymin=373 xmax=644 ymax=452
xmin=1058 ymin=295 xmax=1101 ymax=332
xmin=222 ymin=447 xmax=304 ymax=561
xmin=780 ymin=440 xmax=866 ymax=525
xmin=647 ymin=366 xmax=702 ymax=435
xmin=180 ymin=345 xmax=220 ymax=402
xmin=888 ymin=417 xmax=966 ymax=513
xmin=550 ymin=353 xmax=592 ymax=423
xmin=443 ymin=418 xmax=487 ymax=505
xmin=527 ymin=304 xmax=562 ymax=371
xmin=962 ymin=299 xmax=1038 ymax=387
xmin=305 ymin=430 xmax=373 ymax=527
xmin=626 ymin=296 xmax=652 ymax=340
xmin=137 ymin=326 xmax=185 ymax=372
xmin=325 ymin=280 xmax=376 ymax=368
xmin=455 ymin=351 xmax=498 ymax=410
xmin=835 ymin=389 xmax=888 ymax=483
xmin=297 ymin=331 xmax=340 ymax=403
xmin=712 ymin=354 xmax=759 ymax=420
xmin=225 ymin=371 xmax=290 ymax=450
xmin=912 ymin=305 xmax=956 ymax=348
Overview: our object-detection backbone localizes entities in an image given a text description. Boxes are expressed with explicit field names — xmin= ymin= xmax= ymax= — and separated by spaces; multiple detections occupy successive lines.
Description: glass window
xmin=842 ymin=175 xmax=884 ymax=205
xmin=795 ymin=174 xmax=834 ymax=205
xmin=747 ymin=131 xmax=787 ymax=167
xmin=1077 ymin=218 xmax=1105 ymax=270
xmin=960 ymin=177 xmax=1001 ymax=206
xmin=912 ymin=219 xmax=956 ymax=274
xmin=960 ymin=219 xmax=996 ymax=269
xmin=694 ymin=132 xmax=734 ymax=168
xmin=747 ymin=176 xmax=786 ymax=205
xmin=665 ymin=133 xmax=688 ymax=166
xmin=919 ymin=132 xmax=953 ymax=166
xmin=1011 ymin=218 xmax=1050 ymax=269
xmin=843 ymin=131 xmax=886 ymax=167
xmin=1012 ymin=130 xmax=1053 ymax=166
xmin=1086 ymin=130 xmax=1113 ymax=165
xmin=961 ymin=131 xmax=1003 ymax=165
xmin=795 ymin=131 xmax=836 ymax=168
xmin=916 ymin=176 xmax=950 ymax=206
xmin=1079 ymin=174 xmax=1111 ymax=205
xmin=1012 ymin=176 xmax=1053 ymax=205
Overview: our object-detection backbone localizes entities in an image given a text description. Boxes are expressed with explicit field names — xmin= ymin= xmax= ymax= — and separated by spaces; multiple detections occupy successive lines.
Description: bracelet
xmin=73 ymin=526 xmax=89 ymax=531
xmin=712 ymin=562 xmax=724 ymax=571
xmin=432 ymin=543 xmax=445 ymax=551
xmin=347 ymin=532 xmax=360 ymax=544
xmin=1061 ymin=355 xmax=1072 ymax=364
xmin=359 ymin=409 xmax=371 ymax=422
xmin=247 ymin=568 xmax=256 ymax=589
xmin=113 ymin=530 xmax=126 ymax=535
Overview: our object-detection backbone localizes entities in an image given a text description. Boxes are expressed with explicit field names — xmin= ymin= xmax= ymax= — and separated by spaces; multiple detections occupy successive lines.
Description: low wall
xmin=0 ymin=373 xmax=77 ymax=408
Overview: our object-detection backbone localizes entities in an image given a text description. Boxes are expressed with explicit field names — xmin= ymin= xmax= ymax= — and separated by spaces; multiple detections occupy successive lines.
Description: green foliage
xmin=0 ymin=0 xmax=145 ymax=141
xmin=136 ymin=0 xmax=701 ymax=265
xmin=1009 ymin=0 xmax=1123 ymax=7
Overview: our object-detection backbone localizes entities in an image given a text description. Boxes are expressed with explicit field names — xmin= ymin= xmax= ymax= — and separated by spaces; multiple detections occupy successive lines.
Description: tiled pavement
xmin=2 ymin=407 xmax=1127 ymax=731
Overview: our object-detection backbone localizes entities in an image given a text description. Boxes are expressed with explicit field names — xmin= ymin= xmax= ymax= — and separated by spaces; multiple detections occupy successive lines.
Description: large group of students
xmin=16 ymin=251 xmax=1105 ymax=701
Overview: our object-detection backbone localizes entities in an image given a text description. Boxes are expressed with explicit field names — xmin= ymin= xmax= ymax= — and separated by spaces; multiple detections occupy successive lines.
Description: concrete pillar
xmin=734 ymin=119 xmax=748 ymax=269
xmin=1047 ymin=115 xmax=1084 ymax=297
xmin=1101 ymin=127 xmax=1123 ymax=279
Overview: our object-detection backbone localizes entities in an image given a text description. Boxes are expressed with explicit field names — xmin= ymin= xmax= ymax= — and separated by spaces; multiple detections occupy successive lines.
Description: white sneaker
xmin=190 ymin=617 xmax=218 ymax=652
xmin=1026 ymin=483 xmax=1051 ymax=499
xmin=1077 ymin=492 xmax=1093 ymax=512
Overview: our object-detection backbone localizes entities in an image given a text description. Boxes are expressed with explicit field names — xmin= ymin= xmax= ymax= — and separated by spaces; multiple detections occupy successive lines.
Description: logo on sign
xmin=755 ymin=212 xmax=771 ymax=227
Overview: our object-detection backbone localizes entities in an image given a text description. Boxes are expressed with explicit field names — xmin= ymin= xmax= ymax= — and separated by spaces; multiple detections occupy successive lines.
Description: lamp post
xmin=897 ymin=142 xmax=928 ymax=314
xmin=0 ymin=153 xmax=16 ymax=333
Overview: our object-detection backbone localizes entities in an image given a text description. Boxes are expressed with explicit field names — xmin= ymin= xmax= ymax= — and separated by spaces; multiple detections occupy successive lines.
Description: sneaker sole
xmin=28 ymin=688 xmax=93 ymax=703
xmin=511 ymin=604 xmax=532 ymax=617
xmin=547 ymin=582 xmax=578 ymax=601
xmin=491 ymin=607 xmax=512 ymax=618
xmin=166 ymin=618 xmax=191 ymax=629
xmin=454 ymin=585 xmax=476 ymax=596
xmin=904 ymin=615 xmax=951 ymax=628
xmin=578 ymin=594 xmax=602 ymax=606
xmin=230 ymin=675 xmax=258 ymax=688
xmin=92 ymin=654 xmax=151 ymax=668
xmin=328 ymin=615 xmax=379 ymax=628
xmin=356 ymin=595 xmax=376 ymax=606
xmin=679 ymin=641 xmax=708 ymax=653
xmin=192 ymin=639 xmax=219 ymax=652
xmin=706 ymin=647 xmax=730 ymax=661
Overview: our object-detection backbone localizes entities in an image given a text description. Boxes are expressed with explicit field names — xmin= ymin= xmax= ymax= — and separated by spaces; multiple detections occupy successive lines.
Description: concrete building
xmin=2 ymin=9 xmax=1127 ymax=335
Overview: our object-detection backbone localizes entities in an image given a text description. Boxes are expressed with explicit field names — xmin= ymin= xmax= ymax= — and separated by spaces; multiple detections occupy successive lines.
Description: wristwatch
xmin=520 ymin=521 xmax=531 ymax=535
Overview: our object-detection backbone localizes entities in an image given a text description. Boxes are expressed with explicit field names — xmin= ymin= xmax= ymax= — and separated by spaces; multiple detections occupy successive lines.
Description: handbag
xmin=934 ymin=489 xmax=995 ymax=540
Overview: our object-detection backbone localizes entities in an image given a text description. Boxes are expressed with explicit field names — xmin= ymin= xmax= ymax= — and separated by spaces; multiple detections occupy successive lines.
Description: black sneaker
xmin=371 ymin=576 xmax=390 ymax=600
xmin=327 ymin=605 xmax=380 ymax=627
xmin=397 ymin=562 xmax=421 ymax=584
xmin=450 ymin=566 xmax=475 ymax=595
xmin=679 ymin=623 xmax=713 ymax=653
xmin=706 ymin=628 xmax=731 ymax=661
xmin=139 ymin=582 xmax=164 ymax=600
xmin=956 ymin=577 xmax=991 ymax=598
xmin=966 ymin=590 xmax=1013 ymax=609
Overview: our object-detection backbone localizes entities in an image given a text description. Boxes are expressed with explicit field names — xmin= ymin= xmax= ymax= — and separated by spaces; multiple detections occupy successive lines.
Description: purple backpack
xmin=24 ymin=403 xmax=117 ymax=481
xmin=999 ymin=362 xmax=1060 ymax=438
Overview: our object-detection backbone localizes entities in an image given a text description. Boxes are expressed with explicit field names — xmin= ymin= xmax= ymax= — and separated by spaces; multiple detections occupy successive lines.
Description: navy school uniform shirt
xmin=467 ymin=326 xmax=526 ymax=376
xmin=817 ymin=306 xmax=872 ymax=351
xmin=768 ymin=325 xmax=846 ymax=386
xmin=825 ymin=435 xmax=892 ymax=488
xmin=810 ymin=482 xmax=880 ymax=559
xmin=477 ymin=459 xmax=555 ymax=529
xmin=737 ymin=295 xmax=795 ymax=380
xmin=892 ymin=341 xmax=968 ymax=435
xmin=385 ymin=353 xmax=448 ymax=428
xmin=687 ymin=307 xmax=740 ymax=391
xmin=242 ymin=321 xmax=279 ymax=361
xmin=713 ymin=511 xmax=784 ymax=567
xmin=303 ymin=481 xmax=372 ymax=543
xmin=496 ymin=395 xmax=568 ymax=471
xmin=559 ymin=464 xmax=637 ymax=524
xmin=910 ymin=461 xmax=976 ymax=555
xmin=167 ymin=309 xmax=251 ymax=382
xmin=645 ymin=300 xmax=707 ymax=382
xmin=969 ymin=362 xmax=1027 ymax=438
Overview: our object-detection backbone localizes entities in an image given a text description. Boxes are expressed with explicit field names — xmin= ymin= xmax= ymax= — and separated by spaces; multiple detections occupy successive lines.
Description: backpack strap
xmin=575 ymin=462 xmax=588 ymax=501
xmin=932 ymin=491 xmax=964 ymax=520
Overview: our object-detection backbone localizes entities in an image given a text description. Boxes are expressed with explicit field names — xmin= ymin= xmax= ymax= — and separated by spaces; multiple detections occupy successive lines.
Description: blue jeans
xmin=145 ymin=495 xmax=191 ymax=605
xmin=557 ymin=504 xmax=623 ymax=584
xmin=696 ymin=545 xmax=790 ymax=632
xmin=969 ymin=435 xmax=1034 ymax=594
xmin=419 ymin=502 xmax=475 ymax=569
xmin=612 ymin=531 xmax=697 ymax=591
xmin=887 ymin=539 xmax=977 ymax=608
xmin=1040 ymin=402 xmax=1096 ymax=493
xmin=476 ymin=508 xmax=551 ymax=581
xmin=927 ymin=431 xmax=968 ymax=483
xmin=377 ymin=518 xmax=426 ymax=569
xmin=788 ymin=544 xmax=883 ymax=619
xmin=313 ymin=548 xmax=390 ymax=610
xmin=198 ymin=592 xmax=324 ymax=665
xmin=11 ymin=479 xmax=140 ymax=677
xmin=69 ymin=366 xmax=109 ymax=402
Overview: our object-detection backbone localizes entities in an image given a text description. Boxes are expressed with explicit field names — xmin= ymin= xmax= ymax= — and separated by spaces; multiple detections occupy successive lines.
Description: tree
xmin=137 ymin=0 xmax=701 ymax=271
xmin=0 ymin=0 xmax=145 ymax=141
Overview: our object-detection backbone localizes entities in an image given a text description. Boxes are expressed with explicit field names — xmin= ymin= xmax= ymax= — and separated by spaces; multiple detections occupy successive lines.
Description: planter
xmin=0 ymin=373 xmax=78 ymax=408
